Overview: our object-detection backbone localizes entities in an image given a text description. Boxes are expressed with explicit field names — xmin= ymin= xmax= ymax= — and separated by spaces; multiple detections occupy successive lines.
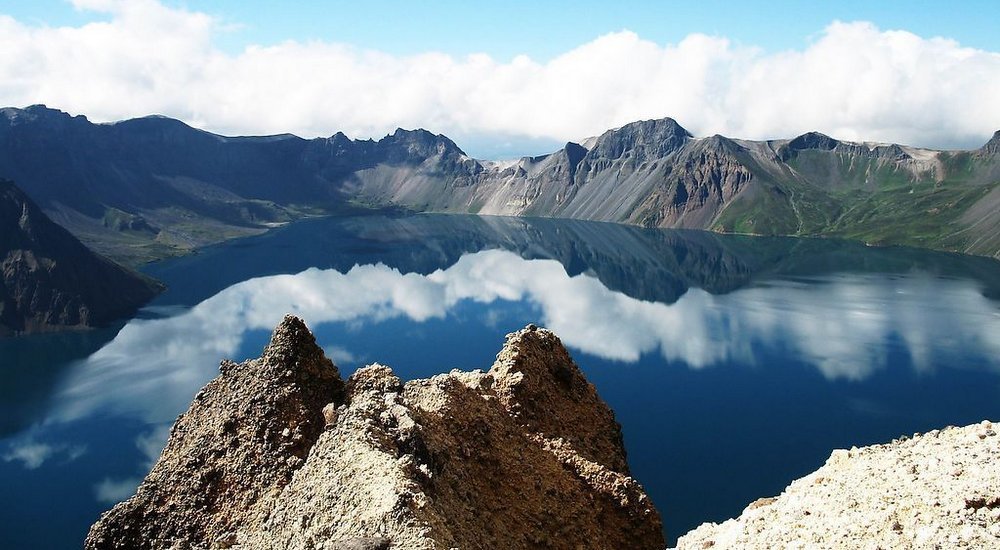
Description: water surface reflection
xmin=3 ymin=214 xmax=1000 ymax=549
xmin=55 ymin=250 xmax=1000 ymax=426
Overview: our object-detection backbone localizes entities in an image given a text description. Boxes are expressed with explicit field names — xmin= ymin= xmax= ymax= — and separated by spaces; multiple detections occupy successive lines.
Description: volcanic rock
xmin=86 ymin=317 xmax=664 ymax=549
xmin=673 ymin=421 xmax=1000 ymax=549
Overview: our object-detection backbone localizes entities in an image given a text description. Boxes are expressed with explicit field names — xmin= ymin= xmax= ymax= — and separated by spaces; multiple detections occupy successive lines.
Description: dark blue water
xmin=2 ymin=213 xmax=1000 ymax=548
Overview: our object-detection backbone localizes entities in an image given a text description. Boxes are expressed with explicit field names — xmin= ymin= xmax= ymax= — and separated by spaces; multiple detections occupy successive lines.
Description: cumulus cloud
xmin=89 ymin=425 xmax=168 ymax=504
xmin=50 ymin=250 xmax=1000 ymax=424
xmin=0 ymin=1 xmax=997 ymax=154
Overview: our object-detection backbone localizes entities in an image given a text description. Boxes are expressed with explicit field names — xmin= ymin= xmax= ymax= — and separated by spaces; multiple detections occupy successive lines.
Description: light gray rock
xmin=673 ymin=421 xmax=1000 ymax=549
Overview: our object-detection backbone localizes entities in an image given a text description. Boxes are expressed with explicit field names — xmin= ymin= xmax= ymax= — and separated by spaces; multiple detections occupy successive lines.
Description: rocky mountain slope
xmin=3 ymin=105 xmax=998 ymax=263
xmin=366 ymin=120 xmax=1000 ymax=259
xmin=0 ymin=105 xmax=478 ymax=265
xmin=85 ymin=317 xmax=664 ymax=549
xmin=674 ymin=421 xmax=1000 ymax=549
xmin=0 ymin=179 xmax=161 ymax=336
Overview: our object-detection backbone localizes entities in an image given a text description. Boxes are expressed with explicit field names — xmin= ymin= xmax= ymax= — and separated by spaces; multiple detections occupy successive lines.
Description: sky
xmin=0 ymin=0 xmax=998 ymax=158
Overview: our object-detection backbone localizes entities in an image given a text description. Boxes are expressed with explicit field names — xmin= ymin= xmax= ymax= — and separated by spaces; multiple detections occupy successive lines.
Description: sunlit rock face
xmin=85 ymin=317 xmax=664 ymax=550
xmin=673 ymin=421 xmax=1000 ymax=549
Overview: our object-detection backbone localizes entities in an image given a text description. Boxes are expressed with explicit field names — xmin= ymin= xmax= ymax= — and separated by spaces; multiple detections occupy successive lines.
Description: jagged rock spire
xmin=86 ymin=321 xmax=664 ymax=550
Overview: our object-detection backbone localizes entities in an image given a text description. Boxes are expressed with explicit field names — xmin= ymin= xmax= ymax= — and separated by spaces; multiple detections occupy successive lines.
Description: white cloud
xmin=321 ymin=344 xmax=357 ymax=366
xmin=0 ymin=2 xmax=996 ymax=153
xmin=1 ymin=441 xmax=56 ymax=469
xmin=91 ymin=426 xmax=168 ymax=503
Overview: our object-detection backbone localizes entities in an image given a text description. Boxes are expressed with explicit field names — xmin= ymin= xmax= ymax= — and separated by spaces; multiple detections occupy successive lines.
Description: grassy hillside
xmin=711 ymin=147 xmax=1000 ymax=259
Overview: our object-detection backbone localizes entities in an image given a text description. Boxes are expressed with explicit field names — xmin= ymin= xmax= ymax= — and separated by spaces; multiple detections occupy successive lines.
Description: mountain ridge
xmin=1 ymin=105 xmax=997 ymax=263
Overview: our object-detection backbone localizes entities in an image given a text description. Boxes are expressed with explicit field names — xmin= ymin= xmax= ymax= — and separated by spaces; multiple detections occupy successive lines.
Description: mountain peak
xmin=490 ymin=325 xmax=630 ymax=472
xmin=788 ymin=131 xmax=840 ymax=151
xmin=379 ymin=127 xmax=468 ymax=161
xmin=980 ymin=130 xmax=1000 ymax=155
xmin=618 ymin=117 xmax=693 ymax=139
xmin=111 ymin=114 xmax=195 ymax=131
xmin=259 ymin=314 xmax=344 ymax=390
xmin=389 ymin=127 xmax=439 ymax=141
xmin=1 ymin=104 xmax=85 ymax=126
xmin=590 ymin=117 xmax=693 ymax=160
xmin=86 ymin=321 xmax=664 ymax=549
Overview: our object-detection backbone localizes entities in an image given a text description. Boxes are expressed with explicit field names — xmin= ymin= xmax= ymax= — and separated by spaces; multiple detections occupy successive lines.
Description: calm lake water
xmin=2 ymin=213 xmax=1000 ymax=548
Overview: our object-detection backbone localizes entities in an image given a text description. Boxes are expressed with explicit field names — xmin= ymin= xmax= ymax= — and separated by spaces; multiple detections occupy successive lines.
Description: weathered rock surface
xmin=86 ymin=317 xmax=664 ymax=549
xmin=0 ymin=179 xmax=161 ymax=335
xmin=979 ymin=130 xmax=1000 ymax=156
xmin=674 ymin=421 xmax=1000 ymax=549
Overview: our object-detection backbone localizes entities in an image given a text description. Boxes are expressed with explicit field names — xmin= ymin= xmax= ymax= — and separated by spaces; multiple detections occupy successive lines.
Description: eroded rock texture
xmin=86 ymin=317 xmax=664 ymax=550
xmin=674 ymin=422 xmax=1000 ymax=549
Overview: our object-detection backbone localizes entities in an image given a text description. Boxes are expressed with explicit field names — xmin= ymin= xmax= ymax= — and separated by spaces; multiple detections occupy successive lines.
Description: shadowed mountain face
xmin=980 ymin=131 xmax=1000 ymax=156
xmin=0 ymin=179 xmax=161 ymax=336
xmin=0 ymin=106 xmax=477 ymax=265
xmin=2 ymin=105 xmax=998 ymax=263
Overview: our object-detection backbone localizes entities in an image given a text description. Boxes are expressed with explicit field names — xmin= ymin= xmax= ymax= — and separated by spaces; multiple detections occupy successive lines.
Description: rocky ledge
xmin=85 ymin=316 xmax=664 ymax=550
xmin=674 ymin=421 xmax=1000 ymax=549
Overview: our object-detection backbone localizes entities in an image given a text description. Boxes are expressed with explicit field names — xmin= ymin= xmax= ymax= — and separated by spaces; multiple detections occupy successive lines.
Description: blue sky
xmin=0 ymin=0 xmax=997 ymax=157
xmin=3 ymin=0 xmax=997 ymax=59
xmin=4 ymin=0 xmax=998 ymax=59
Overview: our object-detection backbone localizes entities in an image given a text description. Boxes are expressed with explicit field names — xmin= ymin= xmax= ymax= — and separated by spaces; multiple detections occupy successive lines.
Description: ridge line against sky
xmin=0 ymin=0 xmax=998 ymax=158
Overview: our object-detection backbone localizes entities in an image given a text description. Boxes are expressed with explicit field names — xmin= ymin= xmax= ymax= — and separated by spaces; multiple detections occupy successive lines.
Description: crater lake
xmin=2 ymin=213 xmax=1000 ymax=547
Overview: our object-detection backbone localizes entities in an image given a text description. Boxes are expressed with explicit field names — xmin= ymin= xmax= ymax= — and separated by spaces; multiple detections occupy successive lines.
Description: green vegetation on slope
xmin=711 ymin=148 xmax=1000 ymax=258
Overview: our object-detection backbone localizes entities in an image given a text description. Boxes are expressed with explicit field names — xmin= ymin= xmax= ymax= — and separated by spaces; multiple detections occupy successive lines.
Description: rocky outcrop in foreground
xmin=86 ymin=317 xmax=664 ymax=549
xmin=674 ymin=422 xmax=1000 ymax=549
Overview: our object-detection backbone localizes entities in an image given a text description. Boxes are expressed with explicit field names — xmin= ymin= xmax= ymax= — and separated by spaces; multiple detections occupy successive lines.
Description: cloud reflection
xmin=53 ymin=250 xmax=1000 ymax=424
xmin=1 ymin=438 xmax=86 ymax=470
xmin=91 ymin=424 xmax=170 ymax=505
xmin=94 ymin=477 xmax=143 ymax=505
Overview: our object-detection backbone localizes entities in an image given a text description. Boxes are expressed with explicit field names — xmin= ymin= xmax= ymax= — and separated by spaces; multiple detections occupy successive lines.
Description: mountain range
xmin=2 ymin=105 xmax=998 ymax=265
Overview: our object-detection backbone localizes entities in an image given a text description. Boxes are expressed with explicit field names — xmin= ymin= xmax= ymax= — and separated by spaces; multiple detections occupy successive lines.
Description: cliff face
xmin=0 ymin=179 xmax=161 ymax=335
xmin=979 ymin=131 xmax=1000 ymax=156
xmin=674 ymin=421 xmax=1000 ymax=549
xmin=86 ymin=317 xmax=664 ymax=550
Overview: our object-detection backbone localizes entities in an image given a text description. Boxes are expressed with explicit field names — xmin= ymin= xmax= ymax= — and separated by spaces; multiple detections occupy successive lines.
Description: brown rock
xmin=85 ymin=315 xmax=345 ymax=549
xmin=86 ymin=319 xmax=664 ymax=550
